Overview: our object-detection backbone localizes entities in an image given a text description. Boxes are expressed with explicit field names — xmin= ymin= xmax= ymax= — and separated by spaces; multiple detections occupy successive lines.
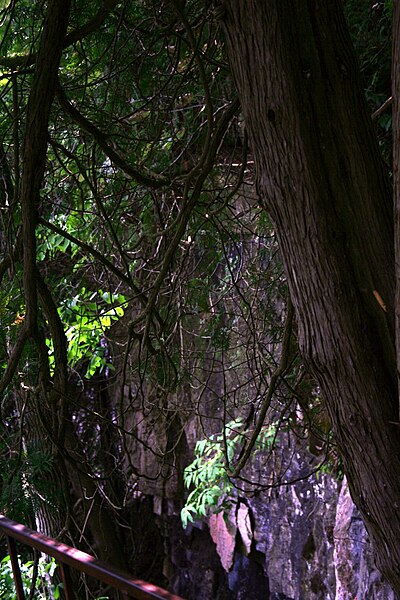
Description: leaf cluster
xmin=0 ymin=433 xmax=56 ymax=524
xmin=181 ymin=418 xmax=277 ymax=528
xmin=47 ymin=288 xmax=126 ymax=378
xmin=0 ymin=554 xmax=60 ymax=600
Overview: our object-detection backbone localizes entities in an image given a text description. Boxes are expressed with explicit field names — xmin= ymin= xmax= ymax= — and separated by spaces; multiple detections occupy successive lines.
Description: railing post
xmin=59 ymin=561 xmax=74 ymax=600
xmin=6 ymin=535 xmax=26 ymax=600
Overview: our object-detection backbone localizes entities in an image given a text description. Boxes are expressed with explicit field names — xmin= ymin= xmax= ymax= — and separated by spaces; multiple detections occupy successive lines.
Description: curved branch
xmin=229 ymin=298 xmax=295 ymax=478
xmin=0 ymin=324 xmax=30 ymax=395
xmin=172 ymin=1 xmax=214 ymax=174
xmin=36 ymin=271 xmax=68 ymax=391
xmin=38 ymin=217 xmax=132 ymax=286
xmin=64 ymin=0 xmax=120 ymax=46
xmin=36 ymin=270 xmax=69 ymax=442
xmin=37 ymin=217 xmax=164 ymax=329
xmin=49 ymin=138 xmax=133 ymax=280
xmin=140 ymin=97 xmax=240 ymax=330
xmin=21 ymin=0 xmax=72 ymax=328
xmin=0 ymin=232 xmax=22 ymax=286
xmin=55 ymin=81 xmax=169 ymax=189
xmin=0 ymin=0 xmax=120 ymax=71
xmin=0 ymin=0 xmax=72 ymax=396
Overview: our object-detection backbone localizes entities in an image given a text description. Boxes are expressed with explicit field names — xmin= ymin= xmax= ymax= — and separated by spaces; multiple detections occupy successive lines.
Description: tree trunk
xmin=13 ymin=0 xmax=72 ymax=541
xmin=393 ymin=0 xmax=400 ymax=422
xmin=224 ymin=0 xmax=400 ymax=592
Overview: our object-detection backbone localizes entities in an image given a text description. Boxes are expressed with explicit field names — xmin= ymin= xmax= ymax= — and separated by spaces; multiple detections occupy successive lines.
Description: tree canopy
xmin=1 ymin=0 xmax=399 ymax=596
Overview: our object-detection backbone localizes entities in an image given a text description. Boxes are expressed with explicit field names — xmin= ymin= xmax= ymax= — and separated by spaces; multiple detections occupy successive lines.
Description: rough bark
xmin=224 ymin=0 xmax=400 ymax=592
xmin=394 ymin=0 xmax=400 ymax=421
xmin=0 ymin=0 xmax=72 ymax=395
xmin=20 ymin=0 xmax=71 ymax=331
xmin=11 ymin=0 xmax=73 ymax=543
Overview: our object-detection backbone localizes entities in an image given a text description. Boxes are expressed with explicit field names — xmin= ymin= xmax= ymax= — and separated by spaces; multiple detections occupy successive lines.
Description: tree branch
xmin=0 ymin=0 xmax=120 ymax=72
xmin=0 ymin=324 xmax=30 ymax=396
xmin=55 ymin=81 xmax=169 ymax=189
xmin=64 ymin=0 xmax=121 ymax=46
xmin=229 ymin=298 xmax=294 ymax=478
xmin=0 ymin=0 xmax=72 ymax=395
xmin=140 ymin=97 xmax=240 ymax=333
xmin=371 ymin=96 xmax=392 ymax=121
xmin=36 ymin=270 xmax=69 ymax=442
xmin=37 ymin=217 xmax=164 ymax=329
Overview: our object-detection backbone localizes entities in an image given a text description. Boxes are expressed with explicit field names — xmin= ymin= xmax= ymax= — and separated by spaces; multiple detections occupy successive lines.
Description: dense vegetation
xmin=0 ymin=0 xmax=398 ymax=596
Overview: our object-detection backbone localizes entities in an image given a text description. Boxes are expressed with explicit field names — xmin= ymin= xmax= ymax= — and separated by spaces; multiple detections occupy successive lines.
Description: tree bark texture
xmin=224 ymin=0 xmax=400 ymax=592
xmin=393 ymin=0 xmax=400 ymax=422
xmin=15 ymin=0 xmax=72 ymax=541
xmin=20 ymin=0 xmax=71 ymax=330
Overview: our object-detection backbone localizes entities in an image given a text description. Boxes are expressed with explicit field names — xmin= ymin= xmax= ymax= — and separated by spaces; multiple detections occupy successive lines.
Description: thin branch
xmin=140 ymin=97 xmax=240 ymax=331
xmin=36 ymin=270 xmax=70 ymax=445
xmin=55 ymin=81 xmax=169 ymax=189
xmin=172 ymin=1 xmax=214 ymax=175
xmin=38 ymin=217 xmax=131 ymax=287
xmin=0 ymin=0 xmax=120 ymax=71
xmin=37 ymin=217 xmax=164 ymax=329
xmin=21 ymin=0 xmax=72 ymax=329
xmin=49 ymin=138 xmax=133 ymax=281
xmin=0 ymin=232 xmax=21 ymax=285
xmin=11 ymin=73 xmax=20 ymax=198
xmin=371 ymin=96 xmax=392 ymax=121
xmin=64 ymin=0 xmax=120 ymax=46
xmin=229 ymin=298 xmax=295 ymax=478
xmin=0 ymin=324 xmax=30 ymax=395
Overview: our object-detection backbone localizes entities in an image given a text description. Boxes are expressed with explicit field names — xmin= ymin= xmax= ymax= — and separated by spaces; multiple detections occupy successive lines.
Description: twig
xmin=371 ymin=96 xmax=392 ymax=121
xmin=56 ymin=81 xmax=169 ymax=189
xmin=229 ymin=298 xmax=294 ymax=478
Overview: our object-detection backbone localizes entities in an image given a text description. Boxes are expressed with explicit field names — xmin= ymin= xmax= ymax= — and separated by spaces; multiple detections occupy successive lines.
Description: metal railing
xmin=0 ymin=515 xmax=184 ymax=600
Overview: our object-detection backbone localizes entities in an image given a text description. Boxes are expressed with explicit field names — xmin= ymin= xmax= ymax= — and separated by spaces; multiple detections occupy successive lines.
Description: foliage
xmin=0 ymin=554 xmax=61 ymax=600
xmin=0 ymin=444 xmax=56 ymax=523
xmin=0 ymin=0 xmax=392 ymax=589
xmin=345 ymin=0 xmax=392 ymax=100
xmin=181 ymin=418 xmax=277 ymax=528
xmin=0 ymin=553 xmax=109 ymax=599
xmin=49 ymin=288 xmax=127 ymax=378
xmin=344 ymin=0 xmax=392 ymax=158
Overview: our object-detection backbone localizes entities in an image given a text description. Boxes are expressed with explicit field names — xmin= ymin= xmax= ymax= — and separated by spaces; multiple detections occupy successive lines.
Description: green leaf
xmin=195 ymin=439 xmax=207 ymax=455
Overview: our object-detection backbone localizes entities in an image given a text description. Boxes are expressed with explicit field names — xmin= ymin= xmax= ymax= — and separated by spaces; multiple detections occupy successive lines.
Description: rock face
xmin=132 ymin=468 xmax=394 ymax=599
xmin=108 ymin=329 xmax=394 ymax=599
xmin=108 ymin=402 xmax=394 ymax=597
xmin=333 ymin=478 xmax=394 ymax=600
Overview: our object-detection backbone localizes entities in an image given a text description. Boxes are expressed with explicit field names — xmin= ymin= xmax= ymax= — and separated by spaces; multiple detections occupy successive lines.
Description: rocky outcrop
xmin=145 ymin=469 xmax=394 ymax=600
xmin=108 ymin=328 xmax=394 ymax=599
xmin=333 ymin=478 xmax=394 ymax=600
xmin=118 ymin=462 xmax=392 ymax=600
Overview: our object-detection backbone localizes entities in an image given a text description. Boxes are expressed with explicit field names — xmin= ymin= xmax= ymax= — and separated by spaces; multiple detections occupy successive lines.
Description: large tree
xmin=223 ymin=0 xmax=400 ymax=591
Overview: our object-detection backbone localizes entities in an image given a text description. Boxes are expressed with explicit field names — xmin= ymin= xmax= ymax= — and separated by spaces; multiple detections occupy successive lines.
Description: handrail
xmin=0 ymin=515 xmax=185 ymax=600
